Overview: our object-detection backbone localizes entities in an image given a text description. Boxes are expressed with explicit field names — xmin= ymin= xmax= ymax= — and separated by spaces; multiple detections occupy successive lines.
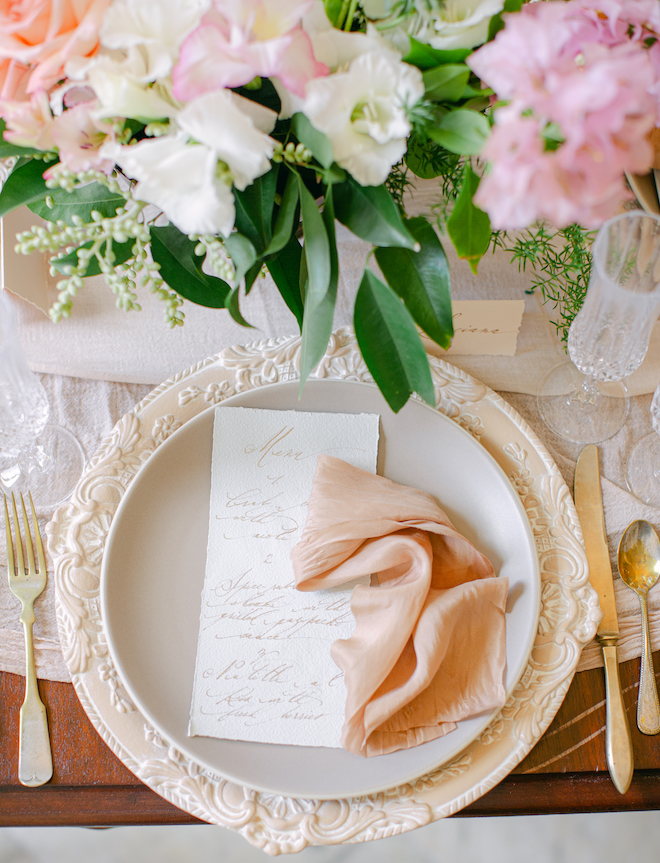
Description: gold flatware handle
xmin=638 ymin=594 xmax=660 ymax=735
xmin=602 ymin=643 xmax=634 ymax=794
xmin=18 ymin=606 xmax=53 ymax=787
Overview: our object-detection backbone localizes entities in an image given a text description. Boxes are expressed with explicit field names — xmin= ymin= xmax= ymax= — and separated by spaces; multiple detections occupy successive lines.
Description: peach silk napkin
xmin=291 ymin=455 xmax=509 ymax=757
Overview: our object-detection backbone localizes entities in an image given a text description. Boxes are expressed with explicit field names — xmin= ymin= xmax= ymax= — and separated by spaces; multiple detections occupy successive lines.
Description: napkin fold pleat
xmin=291 ymin=455 xmax=508 ymax=757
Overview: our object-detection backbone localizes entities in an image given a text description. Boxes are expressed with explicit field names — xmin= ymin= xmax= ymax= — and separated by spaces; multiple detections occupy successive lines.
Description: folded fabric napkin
xmin=291 ymin=455 xmax=509 ymax=757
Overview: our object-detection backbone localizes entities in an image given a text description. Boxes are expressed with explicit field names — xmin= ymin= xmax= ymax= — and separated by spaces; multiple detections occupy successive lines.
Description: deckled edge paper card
xmin=189 ymin=406 xmax=380 ymax=748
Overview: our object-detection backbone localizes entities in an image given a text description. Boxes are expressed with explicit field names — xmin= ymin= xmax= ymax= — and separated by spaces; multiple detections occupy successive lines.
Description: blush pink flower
xmin=47 ymin=101 xmax=114 ymax=173
xmin=172 ymin=0 xmax=328 ymax=101
xmin=468 ymin=0 xmax=660 ymax=229
xmin=0 ymin=88 xmax=54 ymax=148
xmin=0 ymin=0 xmax=112 ymax=99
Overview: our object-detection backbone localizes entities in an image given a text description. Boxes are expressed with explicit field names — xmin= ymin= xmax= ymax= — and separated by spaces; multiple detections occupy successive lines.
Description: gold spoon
xmin=617 ymin=519 xmax=660 ymax=735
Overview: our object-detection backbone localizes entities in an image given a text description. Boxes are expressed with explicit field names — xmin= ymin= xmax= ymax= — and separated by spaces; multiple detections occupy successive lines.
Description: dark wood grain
xmin=2 ymin=650 xmax=660 ymax=825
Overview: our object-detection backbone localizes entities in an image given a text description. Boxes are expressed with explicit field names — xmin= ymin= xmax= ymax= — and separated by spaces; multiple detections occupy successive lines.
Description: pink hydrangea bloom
xmin=172 ymin=0 xmax=328 ymax=101
xmin=468 ymin=0 xmax=660 ymax=229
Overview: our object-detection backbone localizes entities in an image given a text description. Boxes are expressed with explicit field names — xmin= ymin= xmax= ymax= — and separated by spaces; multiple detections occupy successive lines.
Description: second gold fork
xmin=5 ymin=492 xmax=53 ymax=787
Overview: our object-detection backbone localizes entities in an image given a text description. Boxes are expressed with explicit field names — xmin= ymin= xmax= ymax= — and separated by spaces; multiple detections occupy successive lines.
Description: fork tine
xmin=4 ymin=495 xmax=14 ymax=578
xmin=19 ymin=493 xmax=35 ymax=575
xmin=28 ymin=492 xmax=45 ymax=576
xmin=10 ymin=493 xmax=24 ymax=576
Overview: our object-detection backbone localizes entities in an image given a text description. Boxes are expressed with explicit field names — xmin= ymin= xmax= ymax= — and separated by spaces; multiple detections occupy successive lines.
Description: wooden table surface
xmin=2 ymin=651 xmax=660 ymax=826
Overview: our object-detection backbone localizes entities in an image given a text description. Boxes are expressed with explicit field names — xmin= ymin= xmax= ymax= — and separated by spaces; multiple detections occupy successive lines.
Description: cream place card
xmin=444 ymin=300 xmax=526 ymax=356
xmin=189 ymin=406 xmax=380 ymax=748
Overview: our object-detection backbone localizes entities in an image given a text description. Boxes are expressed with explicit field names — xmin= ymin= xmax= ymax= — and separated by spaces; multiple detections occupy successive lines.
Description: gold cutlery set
xmin=575 ymin=445 xmax=660 ymax=795
xmin=2 ymin=448 xmax=659 ymax=794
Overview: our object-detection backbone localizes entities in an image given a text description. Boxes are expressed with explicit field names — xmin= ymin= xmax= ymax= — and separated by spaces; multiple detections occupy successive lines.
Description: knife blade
xmin=574 ymin=444 xmax=633 ymax=794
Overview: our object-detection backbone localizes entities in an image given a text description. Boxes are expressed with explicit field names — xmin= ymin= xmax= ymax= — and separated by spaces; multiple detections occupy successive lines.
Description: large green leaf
xmin=233 ymin=165 xmax=279 ymax=254
xmin=0 ymin=158 xmax=52 ymax=217
xmin=354 ymin=270 xmax=435 ymax=413
xmin=299 ymin=186 xmax=338 ymax=390
xmin=298 ymin=174 xmax=331 ymax=308
xmin=29 ymin=182 xmax=126 ymax=225
xmin=428 ymin=109 xmax=490 ymax=155
xmin=375 ymin=217 xmax=453 ymax=349
xmin=150 ymin=224 xmax=230 ymax=307
xmin=225 ymin=284 xmax=254 ymax=327
xmin=292 ymin=113 xmax=333 ymax=169
xmin=334 ymin=178 xmax=417 ymax=249
xmin=423 ymin=64 xmax=471 ymax=102
xmin=404 ymin=37 xmax=471 ymax=70
xmin=267 ymin=235 xmax=304 ymax=328
xmin=50 ymin=239 xmax=135 ymax=277
xmin=447 ymin=163 xmax=491 ymax=274
xmin=224 ymin=232 xmax=257 ymax=287
xmin=264 ymin=169 xmax=299 ymax=257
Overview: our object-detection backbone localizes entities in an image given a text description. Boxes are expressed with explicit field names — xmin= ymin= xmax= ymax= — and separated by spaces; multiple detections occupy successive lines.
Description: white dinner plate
xmin=100 ymin=378 xmax=540 ymax=799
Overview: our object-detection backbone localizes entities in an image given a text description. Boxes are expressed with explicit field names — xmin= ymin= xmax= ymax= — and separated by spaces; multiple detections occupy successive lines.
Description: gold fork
xmin=5 ymin=492 xmax=53 ymax=787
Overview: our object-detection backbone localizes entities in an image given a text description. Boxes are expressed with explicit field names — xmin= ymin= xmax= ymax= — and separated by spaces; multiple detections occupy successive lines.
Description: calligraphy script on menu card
xmin=189 ymin=407 xmax=380 ymax=748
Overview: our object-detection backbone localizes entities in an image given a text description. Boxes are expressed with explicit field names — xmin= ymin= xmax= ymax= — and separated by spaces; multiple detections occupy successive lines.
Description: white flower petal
xmin=303 ymin=50 xmax=423 ymax=186
xmin=178 ymin=90 xmax=275 ymax=190
xmin=115 ymin=137 xmax=235 ymax=236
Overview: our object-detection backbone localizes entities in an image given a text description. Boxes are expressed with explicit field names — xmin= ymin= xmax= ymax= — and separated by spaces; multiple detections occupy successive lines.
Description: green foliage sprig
xmin=492 ymin=223 xmax=596 ymax=343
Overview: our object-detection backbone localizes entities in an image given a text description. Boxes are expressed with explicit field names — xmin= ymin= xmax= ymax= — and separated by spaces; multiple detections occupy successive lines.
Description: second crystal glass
xmin=538 ymin=211 xmax=660 ymax=444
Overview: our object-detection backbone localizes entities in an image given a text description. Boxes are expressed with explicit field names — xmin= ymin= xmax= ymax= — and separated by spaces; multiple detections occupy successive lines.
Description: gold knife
xmin=574 ymin=444 xmax=633 ymax=794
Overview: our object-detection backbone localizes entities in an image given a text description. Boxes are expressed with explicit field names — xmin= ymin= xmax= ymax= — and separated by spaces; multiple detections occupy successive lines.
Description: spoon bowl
xmin=617 ymin=519 xmax=660 ymax=735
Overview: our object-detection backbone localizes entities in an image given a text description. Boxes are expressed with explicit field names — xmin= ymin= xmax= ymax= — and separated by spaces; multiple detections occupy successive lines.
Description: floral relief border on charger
xmin=47 ymin=327 xmax=601 ymax=855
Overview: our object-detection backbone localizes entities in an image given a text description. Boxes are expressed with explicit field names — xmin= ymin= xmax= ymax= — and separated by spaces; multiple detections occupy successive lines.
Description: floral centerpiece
xmin=1 ymin=0 xmax=659 ymax=411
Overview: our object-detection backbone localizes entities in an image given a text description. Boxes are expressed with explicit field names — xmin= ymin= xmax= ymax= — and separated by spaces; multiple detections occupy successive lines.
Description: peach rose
xmin=0 ymin=0 xmax=111 ymax=99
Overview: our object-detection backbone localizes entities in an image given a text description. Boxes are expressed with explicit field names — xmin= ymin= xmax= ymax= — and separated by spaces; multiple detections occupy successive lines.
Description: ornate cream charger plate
xmin=48 ymin=329 xmax=600 ymax=854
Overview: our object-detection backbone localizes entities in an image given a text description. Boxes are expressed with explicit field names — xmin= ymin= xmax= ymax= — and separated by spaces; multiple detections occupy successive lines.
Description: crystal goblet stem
xmin=0 ymin=291 xmax=84 ymax=510
xmin=538 ymin=211 xmax=660 ymax=445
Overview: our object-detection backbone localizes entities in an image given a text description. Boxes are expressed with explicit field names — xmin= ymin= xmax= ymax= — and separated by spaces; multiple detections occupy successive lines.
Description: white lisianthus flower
xmin=100 ymin=0 xmax=210 ymax=81
xmin=303 ymin=50 xmax=423 ymax=186
xmin=111 ymin=89 xmax=277 ymax=236
xmin=113 ymin=136 xmax=236 ymax=236
xmin=177 ymin=90 xmax=277 ymax=190
xmin=407 ymin=0 xmax=505 ymax=51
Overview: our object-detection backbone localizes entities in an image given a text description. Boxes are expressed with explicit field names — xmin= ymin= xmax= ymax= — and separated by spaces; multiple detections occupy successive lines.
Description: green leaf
xmin=244 ymin=259 xmax=263 ymax=294
xmin=299 ymin=186 xmax=338 ymax=390
xmin=324 ymin=0 xmax=344 ymax=26
xmin=233 ymin=165 xmax=279 ymax=254
xmin=488 ymin=0 xmax=523 ymax=41
xmin=224 ymin=232 xmax=257 ymax=287
xmin=354 ymin=269 xmax=435 ymax=412
xmin=334 ymin=177 xmax=417 ymax=249
xmin=291 ymin=113 xmax=333 ymax=169
xmin=264 ymin=170 xmax=299 ymax=257
xmin=50 ymin=239 xmax=135 ymax=277
xmin=447 ymin=163 xmax=491 ymax=274
xmin=404 ymin=37 xmax=471 ymax=70
xmin=428 ymin=109 xmax=490 ymax=155
xmin=225 ymin=285 xmax=254 ymax=327
xmin=375 ymin=217 xmax=453 ymax=349
xmin=297 ymin=174 xmax=331 ymax=308
xmin=423 ymin=64 xmax=470 ymax=102
xmin=0 ymin=158 xmax=52 ymax=217
xmin=232 ymin=78 xmax=281 ymax=115
xmin=150 ymin=224 xmax=230 ymax=307
xmin=267 ymin=235 xmax=304 ymax=328
xmin=28 ymin=182 xmax=127 ymax=225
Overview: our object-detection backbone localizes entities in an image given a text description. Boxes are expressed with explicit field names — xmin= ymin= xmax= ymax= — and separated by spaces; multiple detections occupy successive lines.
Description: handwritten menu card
xmin=189 ymin=406 xmax=380 ymax=748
